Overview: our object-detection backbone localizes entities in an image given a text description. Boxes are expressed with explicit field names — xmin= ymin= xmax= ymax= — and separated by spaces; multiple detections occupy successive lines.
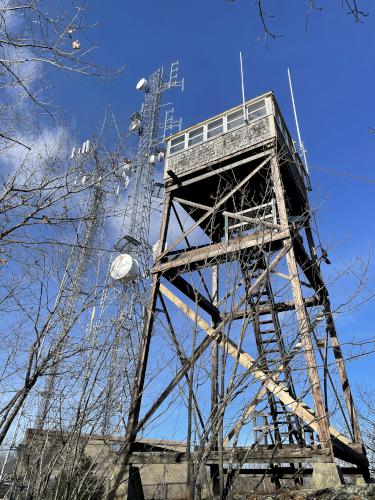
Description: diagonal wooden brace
xmin=223 ymin=341 xmax=303 ymax=446
xmin=159 ymin=285 xmax=350 ymax=447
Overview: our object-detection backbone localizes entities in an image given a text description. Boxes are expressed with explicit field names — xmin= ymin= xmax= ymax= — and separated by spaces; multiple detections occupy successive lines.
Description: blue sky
xmin=53 ymin=1 xmax=374 ymax=391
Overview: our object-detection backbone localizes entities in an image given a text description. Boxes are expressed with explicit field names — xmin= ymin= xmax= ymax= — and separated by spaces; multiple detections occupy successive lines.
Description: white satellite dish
xmin=129 ymin=118 xmax=141 ymax=132
xmin=157 ymin=151 xmax=165 ymax=162
xmin=149 ymin=154 xmax=156 ymax=165
xmin=136 ymin=78 xmax=147 ymax=91
xmin=110 ymin=254 xmax=139 ymax=282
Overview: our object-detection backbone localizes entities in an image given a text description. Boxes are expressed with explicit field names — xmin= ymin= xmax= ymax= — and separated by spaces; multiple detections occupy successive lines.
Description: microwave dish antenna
xmin=136 ymin=78 xmax=148 ymax=91
xmin=110 ymin=253 xmax=139 ymax=282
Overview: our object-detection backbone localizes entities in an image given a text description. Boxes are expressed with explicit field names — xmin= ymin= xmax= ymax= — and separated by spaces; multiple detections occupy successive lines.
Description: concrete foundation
xmin=311 ymin=463 xmax=344 ymax=489
xmin=355 ymin=475 xmax=366 ymax=486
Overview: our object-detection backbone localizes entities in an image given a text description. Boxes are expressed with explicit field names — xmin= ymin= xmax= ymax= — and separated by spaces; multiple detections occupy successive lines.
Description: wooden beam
xmin=210 ymin=265 xmax=221 ymax=496
xmin=153 ymin=229 xmax=288 ymax=274
xmin=166 ymin=169 xmax=180 ymax=184
xmin=272 ymin=271 xmax=291 ymax=281
xmin=332 ymin=437 xmax=369 ymax=468
xmin=293 ymin=234 xmax=325 ymax=293
xmin=223 ymin=295 xmax=321 ymax=320
xmin=128 ymin=446 xmax=332 ymax=465
xmin=174 ymin=197 xmax=212 ymax=211
xmin=223 ymin=211 xmax=283 ymax=231
xmin=166 ymin=274 xmax=221 ymax=322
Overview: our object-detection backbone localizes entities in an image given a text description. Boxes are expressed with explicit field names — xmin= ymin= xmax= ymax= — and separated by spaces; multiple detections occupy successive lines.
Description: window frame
xmin=226 ymin=109 xmax=245 ymax=131
xmin=187 ymin=126 xmax=204 ymax=147
xmin=167 ymin=97 xmax=272 ymax=156
xmin=207 ymin=117 xmax=224 ymax=139
xmin=247 ymin=99 xmax=267 ymax=122
xmin=169 ymin=134 xmax=186 ymax=155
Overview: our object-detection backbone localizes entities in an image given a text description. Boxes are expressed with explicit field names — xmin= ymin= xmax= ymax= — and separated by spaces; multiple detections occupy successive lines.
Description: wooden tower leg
xmin=210 ymin=265 xmax=221 ymax=498
xmin=304 ymin=222 xmax=363 ymax=447
xmin=124 ymin=191 xmax=172 ymax=444
xmin=304 ymin=222 xmax=369 ymax=480
xmin=270 ymin=156 xmax=334 ymax=459
xmin=108 ymin=193 xmax=172 ymax=498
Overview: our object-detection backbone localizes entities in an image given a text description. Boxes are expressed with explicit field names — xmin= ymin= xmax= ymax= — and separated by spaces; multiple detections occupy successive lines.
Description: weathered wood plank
xmin=174 ymin=197 xmax=212 ymax=211
xmin=153 ymin=229 xmax=288 ymax=274
xmin=225 ymin=295 xmax=321 ymax=319
xmin=128 ymin=446 xmax=332 ymax=465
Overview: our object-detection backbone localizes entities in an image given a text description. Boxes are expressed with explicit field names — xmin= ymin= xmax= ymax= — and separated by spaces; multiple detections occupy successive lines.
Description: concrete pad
xmin=355 ymin=475 xmax=366 ymax=485
xmin=311 ymin=463 xmax=344 ymax=489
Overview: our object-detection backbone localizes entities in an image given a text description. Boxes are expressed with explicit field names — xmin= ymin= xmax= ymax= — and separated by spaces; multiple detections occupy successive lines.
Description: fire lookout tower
xmin=120 ymin=92 xmax=369 ymax=497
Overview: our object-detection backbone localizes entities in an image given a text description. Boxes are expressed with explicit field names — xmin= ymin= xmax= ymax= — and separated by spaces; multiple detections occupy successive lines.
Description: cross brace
xmin=159 ymin=284 xmax=367 ymax=467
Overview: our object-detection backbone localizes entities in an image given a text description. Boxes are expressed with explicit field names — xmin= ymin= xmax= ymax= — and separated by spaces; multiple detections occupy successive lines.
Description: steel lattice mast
xmin=125 ymin=68 xmax=164 ymax=271
xmin=102 ymin=64 xmax=183 ymax=434
xmin=36 ymin=149 xmax=106 ymax=429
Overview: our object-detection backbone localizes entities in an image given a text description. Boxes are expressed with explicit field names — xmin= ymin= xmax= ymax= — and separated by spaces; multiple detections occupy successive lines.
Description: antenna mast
xmin=240 ymin=51 xmax=247 ymax=122
xmin=287 ymin=68 xmax=308 ymax=173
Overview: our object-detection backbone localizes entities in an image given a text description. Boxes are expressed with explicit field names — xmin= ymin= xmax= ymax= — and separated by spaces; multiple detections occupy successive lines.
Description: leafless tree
xmin=0 ymin=0 xmax=123 ymax=151
xmin=226 ymin=0 xmax=369 ymax=40
xmin=0 ymin=3 xmax=131 ymax=494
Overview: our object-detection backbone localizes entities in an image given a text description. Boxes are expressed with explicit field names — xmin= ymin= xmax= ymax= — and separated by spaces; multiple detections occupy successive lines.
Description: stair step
xmin=262 ymin=349 xmax=281 ymax=354
xmin=260 ymin=329 xmax=276 ymax=334
xmin=259 ymin=319 xmax=274 ymax=324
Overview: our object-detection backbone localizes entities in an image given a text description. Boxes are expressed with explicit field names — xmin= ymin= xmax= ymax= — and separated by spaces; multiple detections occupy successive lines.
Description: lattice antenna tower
xmin=102 ymin=62 xmax=183 ymax=434
xmin=36 ymin=141 xmax=106 ymax=428
xmin=116 ymin=62 xmax=183 ymax=268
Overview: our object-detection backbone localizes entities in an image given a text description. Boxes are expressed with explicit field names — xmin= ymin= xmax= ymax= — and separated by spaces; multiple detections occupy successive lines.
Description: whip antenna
xmin=287 ymin=68 xmax=308 ymax=173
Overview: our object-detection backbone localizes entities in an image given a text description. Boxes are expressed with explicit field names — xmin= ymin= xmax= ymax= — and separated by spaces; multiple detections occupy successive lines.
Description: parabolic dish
xmin=136 ymin=78 xmax=147 ymax=91
xmin=110 ymin=253 xmax=139 ymax=282
xmin=129 ymin=118 xmax=141 ymax=131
